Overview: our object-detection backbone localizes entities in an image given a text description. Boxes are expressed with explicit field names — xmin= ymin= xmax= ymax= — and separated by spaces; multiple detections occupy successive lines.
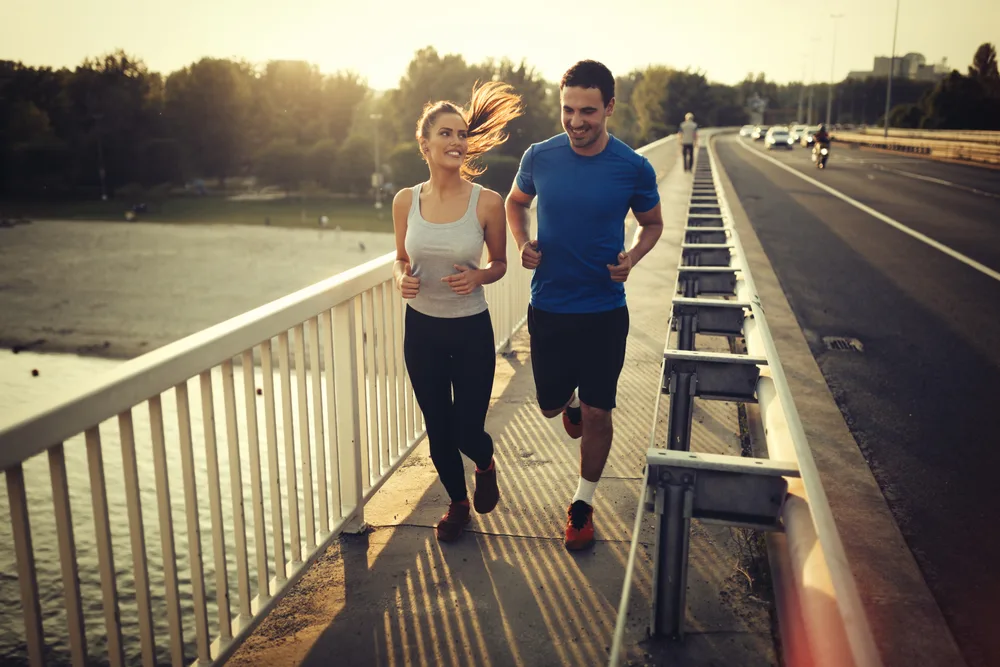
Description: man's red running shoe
xmin=565 ymin=500 xmax=595 ymax=550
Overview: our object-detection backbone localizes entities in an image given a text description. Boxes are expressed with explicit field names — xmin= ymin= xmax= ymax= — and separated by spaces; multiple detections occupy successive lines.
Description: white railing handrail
xmin=0 ymin=252 xmax=393 ymax=469
xmin=1 ymin=179 xmax=536 ymax=667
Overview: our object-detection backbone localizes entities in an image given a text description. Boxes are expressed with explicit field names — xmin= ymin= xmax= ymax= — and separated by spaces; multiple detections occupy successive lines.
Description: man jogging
xmin=505 ymin=59 xmax=664 ymax=551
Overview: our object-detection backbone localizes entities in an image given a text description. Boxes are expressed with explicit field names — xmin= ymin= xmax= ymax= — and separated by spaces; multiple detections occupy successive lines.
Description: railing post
xmin=333 ymin=298 xmax=367 ymax=533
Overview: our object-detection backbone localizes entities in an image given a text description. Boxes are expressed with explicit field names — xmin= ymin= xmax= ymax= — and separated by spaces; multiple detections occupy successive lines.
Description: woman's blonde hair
xmin=416 ymin=81 xmax=524 ymax=179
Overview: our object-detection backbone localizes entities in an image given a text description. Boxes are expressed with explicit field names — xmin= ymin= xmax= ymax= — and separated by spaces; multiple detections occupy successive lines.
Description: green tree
xmin=609 ymin=70 xmax=645 ymax=146
xmin=255 ymin=60 xmax=326 ymax=147
xmin=969 ymin=43 xmax=999 ymax=90
xmin=67 ymin=50 xmax=164 ymax=193
xmin=921 ymin=71 xmax=1000 ymax=130
xmin=631 ymin=67 xmax=673 ymax=142
xmin=476 ymin=153 xmax=520 ymax=194
xmin=479 ymin=58 xmax=559 ymax=158
xmin=165 ymin=57 xmax=253 ymax=186
xmin=387 ymin=141 xmax=427 ymax=191
xmin=385 ymin=47 xmax=483 ymax=144
xmin=837 ymin=76 xmax=933 ymax=125
xmin=708 ymin=84 xmax=748 ymax=126
xmin=7 ymin=100 xmax=54 ymax=140
xmin=887 ymin=103 xmax=923 ymax=128
xmin=631 ymin=67 xmax=713 ymax=143
xmin=336 ymin=135 xmax=375 ymax=194
xmin=256 ymin=139 xmax=306 ymax=193
xmin=321 ymin=72 xmax=369 ymax=146
xmin=137 ymin=138 xmax=183 ymax=186
xmin=737 ymin=73 xmax=780 ymax=108
xmin=305 ymin=139 xmax=339 ymax=189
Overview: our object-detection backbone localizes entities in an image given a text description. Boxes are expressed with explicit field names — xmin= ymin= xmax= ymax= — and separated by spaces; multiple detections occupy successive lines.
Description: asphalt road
xmin=715 ymin=135 xmax=1000 ymax=667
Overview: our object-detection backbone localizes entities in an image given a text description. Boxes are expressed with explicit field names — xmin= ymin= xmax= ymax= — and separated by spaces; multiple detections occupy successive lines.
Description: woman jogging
xmin=392 ymin=81 xmax=523 ymax=542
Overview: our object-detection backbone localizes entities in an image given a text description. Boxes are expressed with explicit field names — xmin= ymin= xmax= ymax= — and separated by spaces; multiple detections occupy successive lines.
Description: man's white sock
xmin=568 ymin=390 xmax=580 ymax=409
xmin=572 ymin=477 xmax=598 ymax=506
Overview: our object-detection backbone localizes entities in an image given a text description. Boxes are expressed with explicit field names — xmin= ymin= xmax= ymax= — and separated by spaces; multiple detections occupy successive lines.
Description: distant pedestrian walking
xmin=679 ymin=112 xmax=698 ymax=172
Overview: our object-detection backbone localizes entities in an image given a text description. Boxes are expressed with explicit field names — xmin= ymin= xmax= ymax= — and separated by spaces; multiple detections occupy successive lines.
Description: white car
xmin=801 ymin=126 xmax=821 ymax=147
xmin=765 ymin=126 xmax=794 ymax=150
xmin=739 ymin=124 xmax=755 ymax=137
xmin=789 ymin=124 xmax=809 ymax=142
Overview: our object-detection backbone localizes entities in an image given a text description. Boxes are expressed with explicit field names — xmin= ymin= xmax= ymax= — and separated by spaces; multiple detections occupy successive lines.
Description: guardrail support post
xmin=645 ymin=450 xmax=797 ymax=643
xmin=665 ymin=372 xmax=695 ymax=451
xmin=650 ymin=472 xmax=692 ymax=639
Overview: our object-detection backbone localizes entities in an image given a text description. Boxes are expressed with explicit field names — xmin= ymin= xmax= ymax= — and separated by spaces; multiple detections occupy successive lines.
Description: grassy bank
xmin=1 ymin=195 xmax=395 ymax=232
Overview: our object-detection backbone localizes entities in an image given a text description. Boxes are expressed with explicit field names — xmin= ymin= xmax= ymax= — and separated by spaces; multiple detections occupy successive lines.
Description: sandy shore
xmin=0 ymin=220 xmax=396 ymax=359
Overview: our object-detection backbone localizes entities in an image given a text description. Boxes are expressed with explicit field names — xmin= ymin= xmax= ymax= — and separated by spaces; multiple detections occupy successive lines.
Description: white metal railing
xmin=0 ymin=222 xmax=532 ymax=666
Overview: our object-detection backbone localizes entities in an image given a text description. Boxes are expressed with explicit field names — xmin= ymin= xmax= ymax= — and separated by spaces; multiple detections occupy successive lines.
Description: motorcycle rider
xmin=814 ymin=124 xmax=831 ymax=147
xmin=812 ymin=124 xmax=831 ymax=167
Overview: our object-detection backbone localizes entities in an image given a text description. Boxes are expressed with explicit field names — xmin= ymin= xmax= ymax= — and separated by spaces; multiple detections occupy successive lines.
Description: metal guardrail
xmin=832 ymin=130 xmax=1000 ymax=165
xmin=609 ymin=138 xmax=885 ymax=667
xmin=846 ymin=128 xmax=1000 ymax=145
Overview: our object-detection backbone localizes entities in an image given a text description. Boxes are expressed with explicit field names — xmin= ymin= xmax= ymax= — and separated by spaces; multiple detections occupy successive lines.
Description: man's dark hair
xmin=560 ymin=60 xmax=615 ymax=107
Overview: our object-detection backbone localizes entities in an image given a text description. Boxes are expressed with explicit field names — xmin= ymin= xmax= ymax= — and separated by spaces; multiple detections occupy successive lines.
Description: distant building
xmin=847 ymin=53 xmax=950 ymax=81
xmin=916 ymin=58 xmax=951 ymax=81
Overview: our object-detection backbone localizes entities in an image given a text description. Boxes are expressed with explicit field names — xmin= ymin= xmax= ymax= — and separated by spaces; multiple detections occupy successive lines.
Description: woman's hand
xmin=397 ymin=264 xmax=420 ymax=299
xmin=441 ymin=265 xmax=482 ymax=295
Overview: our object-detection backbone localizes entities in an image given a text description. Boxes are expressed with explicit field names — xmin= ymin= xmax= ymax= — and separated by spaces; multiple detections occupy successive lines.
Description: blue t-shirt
xmin=515 ymin=134 xmax=660 ymax=314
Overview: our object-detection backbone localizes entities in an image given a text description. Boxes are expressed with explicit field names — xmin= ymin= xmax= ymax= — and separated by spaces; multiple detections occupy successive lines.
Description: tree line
xmin=887 ymin=43 xmax=1000 ymax=130
xmin=1 ymin=42 xmax=996 ymax=201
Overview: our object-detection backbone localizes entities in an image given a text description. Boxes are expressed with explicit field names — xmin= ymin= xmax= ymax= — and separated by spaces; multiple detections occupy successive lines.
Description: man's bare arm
xmin=627 ymin=203 xmax=664 ymax=266
xmin=505 ymin=183 xmax=535 ymax=251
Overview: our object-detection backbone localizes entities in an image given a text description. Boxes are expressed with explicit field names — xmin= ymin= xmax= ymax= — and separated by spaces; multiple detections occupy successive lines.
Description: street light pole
xmin=808 ymin=58 xmax=816 ymax=125
xmin=797 ymin=56 xmax=807 ymax=123
xmin=827 ymin=14 xmax=845 ymax=126
xmin=883 ymin=0 xmax=901 ymax=138
xmin=804 ymin=36 xmax=821 ymax=125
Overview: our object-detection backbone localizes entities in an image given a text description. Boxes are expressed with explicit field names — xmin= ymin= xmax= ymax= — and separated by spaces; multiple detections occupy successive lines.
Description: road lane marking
xmin=750 ymin=142 xmax=1000 ymax=199
xmin=869 ymin=163 xmax=1000 ymax=200
xmin=735 ymin=138 xmax=1000 ymax=283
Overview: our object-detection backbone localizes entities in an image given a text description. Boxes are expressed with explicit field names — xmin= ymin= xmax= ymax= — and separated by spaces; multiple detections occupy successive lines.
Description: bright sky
xmin=3 ymin=0 xmax=997 ymax=89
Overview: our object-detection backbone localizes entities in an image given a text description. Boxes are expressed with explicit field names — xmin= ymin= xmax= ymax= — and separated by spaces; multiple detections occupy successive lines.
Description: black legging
xmin=403 ymin=306 xmax=495 ymax=502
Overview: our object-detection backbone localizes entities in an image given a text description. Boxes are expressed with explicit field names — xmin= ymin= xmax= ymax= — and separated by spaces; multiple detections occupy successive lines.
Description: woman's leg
xmin=449 ymin=310 xmax=497 ymax=470
xmin=403 ymin=307 xmax=467 ymax=502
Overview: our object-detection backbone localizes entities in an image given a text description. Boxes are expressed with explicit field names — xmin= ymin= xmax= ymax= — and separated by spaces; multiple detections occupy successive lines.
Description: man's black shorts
xmin=526 ymin=304 xmax=629 ymax=412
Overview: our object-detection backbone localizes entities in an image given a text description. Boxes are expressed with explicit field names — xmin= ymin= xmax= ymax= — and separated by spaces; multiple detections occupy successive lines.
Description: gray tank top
xmin=404 ymin=182 xmax=488 ymax=318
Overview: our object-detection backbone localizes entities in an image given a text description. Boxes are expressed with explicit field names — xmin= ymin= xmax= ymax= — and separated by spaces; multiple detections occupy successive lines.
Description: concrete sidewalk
xmin=227 ymin=144 xmax=778 ymax=667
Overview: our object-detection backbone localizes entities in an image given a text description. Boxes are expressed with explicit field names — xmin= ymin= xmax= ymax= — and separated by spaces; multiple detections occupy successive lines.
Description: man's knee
xmin=537 ymin=391 xmax=573 ymax=419
xmin=581 ymin=403 xmax=613 ymax=430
